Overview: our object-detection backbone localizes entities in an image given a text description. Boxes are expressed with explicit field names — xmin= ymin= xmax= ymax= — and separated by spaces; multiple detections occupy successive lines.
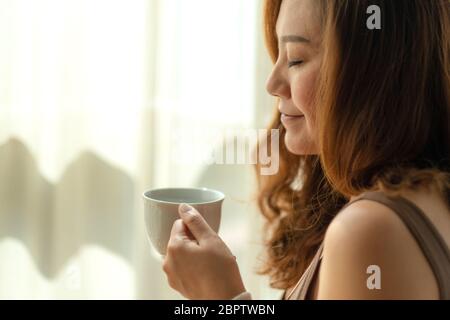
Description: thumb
xmin=169 ymin=219 xmax=196 ymax=243
xmin=178 ymin=203 xmax=215 ymax=242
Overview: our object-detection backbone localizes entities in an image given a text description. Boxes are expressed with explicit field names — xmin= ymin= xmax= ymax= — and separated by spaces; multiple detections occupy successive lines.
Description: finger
xmin=169 ymin=219 xmax=198 ymax=244
xmin=178 ymin=203 xmax=216 ymax=243
xmin=182 ymin=221 xmax=196 ymax=241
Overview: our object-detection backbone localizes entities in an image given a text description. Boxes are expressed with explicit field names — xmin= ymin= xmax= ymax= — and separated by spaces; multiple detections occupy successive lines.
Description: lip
xmin=279 ymin=108 xmax=304 ymax=116
xmin=281 ymin=113 xmax=304 ymax=117
xmin=281 ymin=113 xmax=304 ymax=126
xmin=281 ymin=113 xmax=304 ymax=121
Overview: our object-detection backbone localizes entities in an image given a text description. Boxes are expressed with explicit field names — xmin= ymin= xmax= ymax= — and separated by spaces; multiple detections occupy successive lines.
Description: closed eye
xmin=288 ymin=60 xmax=304 ymax=68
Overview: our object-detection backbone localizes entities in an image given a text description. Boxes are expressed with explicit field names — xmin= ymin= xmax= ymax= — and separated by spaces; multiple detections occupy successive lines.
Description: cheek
xmin=291 ymin=68 xmax=319 ymax=121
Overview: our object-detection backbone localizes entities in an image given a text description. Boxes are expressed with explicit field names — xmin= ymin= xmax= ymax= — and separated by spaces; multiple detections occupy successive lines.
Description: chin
xmin=285 ymin=136 xmax=317 ymax=155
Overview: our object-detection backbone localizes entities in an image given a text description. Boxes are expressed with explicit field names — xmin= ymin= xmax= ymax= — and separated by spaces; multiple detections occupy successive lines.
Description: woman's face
xmin=266 ymin=0 xmax=322 ymax=155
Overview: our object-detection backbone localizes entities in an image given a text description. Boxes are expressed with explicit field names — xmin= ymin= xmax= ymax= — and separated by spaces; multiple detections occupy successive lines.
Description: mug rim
xmin=142 ymin=187 xmax=225 ymax=205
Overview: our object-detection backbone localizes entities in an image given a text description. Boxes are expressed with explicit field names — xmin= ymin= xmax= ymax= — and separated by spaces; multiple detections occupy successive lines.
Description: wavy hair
xmin=254 ymin=0 xmax=450 ymax=289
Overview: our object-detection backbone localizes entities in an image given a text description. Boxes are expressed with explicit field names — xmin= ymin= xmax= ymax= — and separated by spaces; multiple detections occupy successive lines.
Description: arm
xmin=317 ymin=199 xmax=439 ymax=299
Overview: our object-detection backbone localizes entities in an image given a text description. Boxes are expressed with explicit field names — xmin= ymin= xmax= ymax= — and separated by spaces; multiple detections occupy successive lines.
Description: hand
xmin=162 ymin=203 xmax=246 ymax=300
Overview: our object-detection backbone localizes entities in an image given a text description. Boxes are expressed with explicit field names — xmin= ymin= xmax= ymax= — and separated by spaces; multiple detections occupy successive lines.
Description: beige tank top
xmin=281 ymin=191 xmax=450 ymax=300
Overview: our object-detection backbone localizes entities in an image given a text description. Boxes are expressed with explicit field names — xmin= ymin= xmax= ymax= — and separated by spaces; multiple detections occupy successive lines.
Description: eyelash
xmin=288 ymin=60 xmax=304 ymax=68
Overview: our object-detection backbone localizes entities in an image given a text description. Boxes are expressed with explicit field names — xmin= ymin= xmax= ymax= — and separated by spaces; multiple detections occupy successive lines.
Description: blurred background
xmin=0 ymin=0 xmax=280 ymax=299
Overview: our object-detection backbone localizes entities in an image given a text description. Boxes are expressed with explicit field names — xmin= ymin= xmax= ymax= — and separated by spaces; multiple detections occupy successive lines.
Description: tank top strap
xmin=284 ymin=241 xmax=324 ymax=300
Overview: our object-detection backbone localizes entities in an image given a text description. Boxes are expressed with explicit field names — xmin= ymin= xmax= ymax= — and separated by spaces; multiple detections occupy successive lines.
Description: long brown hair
xmin=255 ymin=0 xmax=450 ymax=289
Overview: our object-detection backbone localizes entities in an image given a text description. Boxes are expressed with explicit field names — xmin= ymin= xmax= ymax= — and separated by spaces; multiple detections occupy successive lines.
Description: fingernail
xmin=179 ymin=203 xmax=194 ymax=214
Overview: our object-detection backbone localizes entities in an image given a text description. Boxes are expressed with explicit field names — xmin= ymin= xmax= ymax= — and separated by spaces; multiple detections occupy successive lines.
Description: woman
xmin=162 ymin=0 xmax=450 ymax=300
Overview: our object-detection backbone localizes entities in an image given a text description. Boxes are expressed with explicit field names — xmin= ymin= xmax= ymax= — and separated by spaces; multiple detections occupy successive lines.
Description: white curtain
xmin=0 ymin=0 xmax=281 ymax=299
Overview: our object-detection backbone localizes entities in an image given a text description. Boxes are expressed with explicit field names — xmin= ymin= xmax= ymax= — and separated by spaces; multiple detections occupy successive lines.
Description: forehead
xmin=275 ymin=0 xmax=319 ymax=39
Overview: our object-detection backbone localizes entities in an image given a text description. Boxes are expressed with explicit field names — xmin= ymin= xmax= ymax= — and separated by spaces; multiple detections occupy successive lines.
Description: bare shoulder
xmin=326 ymin=199 xmax=403 ymax=244
xmin=317 ymin=196 xmax=440 ymax=299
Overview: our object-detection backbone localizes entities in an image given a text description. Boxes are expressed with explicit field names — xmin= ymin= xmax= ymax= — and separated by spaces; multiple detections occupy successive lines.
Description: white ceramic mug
xmin=143 ymin=187 xmax=225 ymax=255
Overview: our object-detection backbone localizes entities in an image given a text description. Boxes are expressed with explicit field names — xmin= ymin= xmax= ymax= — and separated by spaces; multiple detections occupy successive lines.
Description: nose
xmin=265 ymin=66 xmax=290 ymax=100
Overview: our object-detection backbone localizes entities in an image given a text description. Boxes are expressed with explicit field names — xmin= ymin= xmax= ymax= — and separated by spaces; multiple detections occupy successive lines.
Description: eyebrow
xmin=279 ymin=35 xmax=310 ymax=44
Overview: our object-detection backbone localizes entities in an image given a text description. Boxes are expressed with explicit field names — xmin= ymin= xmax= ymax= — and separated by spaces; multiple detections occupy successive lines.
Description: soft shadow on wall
xmin=0 ymin=138 xmax=135 ymax=279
